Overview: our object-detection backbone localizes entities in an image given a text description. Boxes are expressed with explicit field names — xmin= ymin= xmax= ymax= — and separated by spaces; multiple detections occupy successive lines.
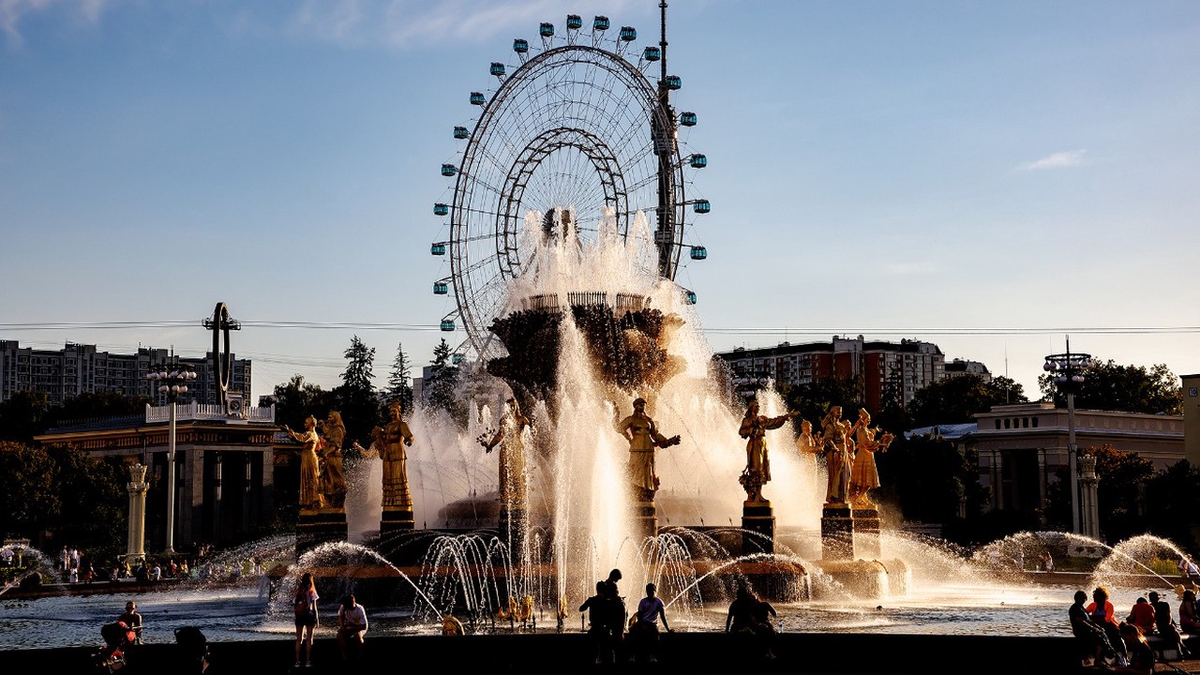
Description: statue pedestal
xmin=632 ymin=500 xmax=658 ymax=542
xmin=297 ymin=508 xmax=348 ymax=558
xmin=742 ymin=502 xmax=775 ymax=555
xmin=820 ymin=504 xmax=880 ymax=561
xmin=379 ymin=507 xmax=415 ymax=537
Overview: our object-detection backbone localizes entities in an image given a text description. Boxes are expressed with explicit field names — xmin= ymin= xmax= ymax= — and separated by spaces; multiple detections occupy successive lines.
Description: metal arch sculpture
xmin=203 ymin=302 xmax=241 ymax=406
xmin=432 ymin=10 xmax=707 ymax=359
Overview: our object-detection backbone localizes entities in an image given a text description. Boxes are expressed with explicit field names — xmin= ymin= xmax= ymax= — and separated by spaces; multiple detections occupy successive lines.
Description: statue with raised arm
xmin=371 ymin=400 xmax=414 ymax=510
xmin=283 ymin=415 xmax=323 ymax=511
xmin=479 ymin=398 xmax=531 ymax=508
xmin=617 ymin=397 xmax=681 ymax=500
xmin=317 ymin=411 xmax=347 ymax=509
xmin=819 ymin=406 xmax=851 ymax=505
xmin=738 ymin=400 xmax=797 ymax=502
xmin=849 ymin=408 xmax=894 ymax=507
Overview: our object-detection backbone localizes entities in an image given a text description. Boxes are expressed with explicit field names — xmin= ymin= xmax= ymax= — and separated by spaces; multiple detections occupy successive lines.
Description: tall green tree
xmin=1039 ymin=360 xmax=1182 ymax=415
xmin=47 ymin=391 xmax=154 ymax=428
xmin=907 ymin=374 xmax=1027 ymax=427
xmin=386 ymin=341 xmax=414 ymax=411
xmin=333 ymin=335 xmax=382 ymax=447
xmin=1087 ymin=444 xmax=1155 ymax=542
xmin=425 ymin=338 xmax=464 ymax=424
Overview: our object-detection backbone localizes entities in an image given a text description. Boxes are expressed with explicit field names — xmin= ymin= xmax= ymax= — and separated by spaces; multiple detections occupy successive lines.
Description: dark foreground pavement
xmin=4 ymin=632 xmax=1108 ymax=675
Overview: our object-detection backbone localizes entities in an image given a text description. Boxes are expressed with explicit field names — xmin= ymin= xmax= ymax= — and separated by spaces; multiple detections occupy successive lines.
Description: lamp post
xmin=1043 ymin=339 xmax=1091 ymax=535
xmin=146 ymin=361 xmax=196 ymax=554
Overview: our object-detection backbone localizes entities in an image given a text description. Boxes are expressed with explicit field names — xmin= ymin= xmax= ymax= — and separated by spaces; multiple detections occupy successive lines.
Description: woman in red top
xmin=1087 ymin=587 xmax=1129 ymax=666
xmin=1126 ymin=597 xmax=1157 ymax=634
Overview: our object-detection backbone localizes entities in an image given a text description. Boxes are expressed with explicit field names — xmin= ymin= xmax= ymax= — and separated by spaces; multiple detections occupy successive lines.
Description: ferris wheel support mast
xmin=654 ymin=0 xmax=678 ymax=279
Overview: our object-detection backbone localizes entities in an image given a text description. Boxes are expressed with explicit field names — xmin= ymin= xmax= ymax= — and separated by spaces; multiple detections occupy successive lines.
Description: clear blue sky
xmin=2 ymin=0 xmax=1197 ymax=402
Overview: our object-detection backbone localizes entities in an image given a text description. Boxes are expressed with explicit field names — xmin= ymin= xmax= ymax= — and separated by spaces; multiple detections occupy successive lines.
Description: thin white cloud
xmin=1018 ymin=149 xmax=1087 ymax=171
xmin=284 ymin=0 xmax=643 ymax=50
xmin=1 ymin=0 xmax=112 ymax=48
xmin=883 ymin=262 xmax=936 ymax=275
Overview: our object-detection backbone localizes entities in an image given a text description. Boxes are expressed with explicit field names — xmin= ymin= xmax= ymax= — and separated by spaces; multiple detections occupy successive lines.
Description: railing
xmin=145 ymin=402 xmax=275 ymax=424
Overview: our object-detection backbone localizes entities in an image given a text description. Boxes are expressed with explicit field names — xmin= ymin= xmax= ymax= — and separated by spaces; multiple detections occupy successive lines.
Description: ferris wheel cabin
xmin=566 ymin=15 xmax=583 ymax=30
xmin=680 ymin=111 xmax=698 ymax=127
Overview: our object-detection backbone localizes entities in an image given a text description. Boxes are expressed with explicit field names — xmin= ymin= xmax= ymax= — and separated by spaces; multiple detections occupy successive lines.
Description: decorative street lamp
xmin=1043 ymin=338 xmax=1092 ymax=535
xmin=146 ymin=361 xmax=196 ymax=554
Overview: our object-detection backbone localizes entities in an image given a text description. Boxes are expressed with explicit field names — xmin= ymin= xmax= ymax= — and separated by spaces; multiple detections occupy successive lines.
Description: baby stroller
xmin=174 ymin=626 xmax=209 ymax=674
xmin=92 ymin=621 xmax=137 ymax=673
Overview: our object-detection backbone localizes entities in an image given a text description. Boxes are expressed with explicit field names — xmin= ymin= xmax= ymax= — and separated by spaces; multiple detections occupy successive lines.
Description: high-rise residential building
xmin=0 ymin=340 xmax=250 ymax=406
xmin=715 ymin=335 xmax=949 ymax=410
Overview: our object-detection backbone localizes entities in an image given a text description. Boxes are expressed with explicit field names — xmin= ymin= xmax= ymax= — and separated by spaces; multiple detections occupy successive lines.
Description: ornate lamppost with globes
xmin=146 ymin=361 xmax=196 ymax=554
xmin=1043 ymin=339 xmax=1092 ymax=535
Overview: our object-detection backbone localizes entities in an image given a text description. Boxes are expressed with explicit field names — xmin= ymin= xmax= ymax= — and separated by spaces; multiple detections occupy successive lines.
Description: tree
xmin=0 ymin=441 xmax=58 ymax=537
xmin=781 ymin=375 xmax=864 ymax=428
xmin=340 ymin=335 xmax=375 ymax=392
xmin=907 ymin=374 xmax=1028 ymax=427
xmin=425 ymin=338 xmax=464 ymax=424
xmin=386 ymin=341 xmax=414 ymax=411
xmin=334 ymin=335 xmax=382 ymax=448
xmin=46 ymin=391 xmax=154 ymax=428
xmin=875 ymin=434 xmax=988 ymax=527
xmin=1087 ymin=444 xmax=1155 ymax=542
xmin=0 ymin=390 xmax=50 ymax=442
xmin=266 ymin=375 xmax=330 ymax=433
xmin=1143 ymin=461 xmax=1200 ymax=551
xmin=1039 ymin=360 xmax=1182 ymax=415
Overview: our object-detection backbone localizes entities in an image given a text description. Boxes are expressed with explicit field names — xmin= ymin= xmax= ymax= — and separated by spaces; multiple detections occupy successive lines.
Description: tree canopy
xmin=386 ymin=341 xmax=414 ymax=411
xmin=906 ymin=374 xmax=1027 ymax=427
xmin=1039 ymin=360 xmax=1182 ymax=415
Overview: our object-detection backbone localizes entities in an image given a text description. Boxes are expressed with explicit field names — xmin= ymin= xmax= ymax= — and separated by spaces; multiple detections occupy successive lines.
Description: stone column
xmin=126 ymin=464 xmax=149 ymax=561
xmin=1079 ymin=454 xmax=1100 ymax=540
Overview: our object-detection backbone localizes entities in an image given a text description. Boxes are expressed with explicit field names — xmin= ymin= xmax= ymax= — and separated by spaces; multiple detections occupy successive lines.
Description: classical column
xmin=1079 ymin=454 xmax=1100 ymax=540
xmin=126 ymin=464 xmax=149 ymax=561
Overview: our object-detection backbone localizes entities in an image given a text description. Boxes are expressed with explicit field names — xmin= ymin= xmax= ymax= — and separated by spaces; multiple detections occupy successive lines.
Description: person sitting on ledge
xmin=1126 ymin=597 xmax=1156 ymax=635
xmin=1148 ymin=591 xmax=1188 ymax=659
xmin=337 ymin=594 xmax=368 ymax=661
xmin=1114 ymin=622 xmax=1155 ymax=675
xmin=1070 ymin=589 xmax=1116 ymax=665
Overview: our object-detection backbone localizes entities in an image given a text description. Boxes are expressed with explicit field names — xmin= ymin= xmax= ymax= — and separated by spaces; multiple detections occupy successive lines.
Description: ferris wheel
xmin=431 ymin=11 xmax=709 ymax=358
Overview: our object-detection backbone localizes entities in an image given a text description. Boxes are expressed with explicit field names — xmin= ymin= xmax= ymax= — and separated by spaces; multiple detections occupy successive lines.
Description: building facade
xmin=971 ymin=402 xmax=1184 ymax=517
xmin=715 ymin=336 xmax=948 ymax=410
xmin=35 ymin=402 xmax=277 ymax=550
xmin=0 ymin=340 xmax=250 ymax=406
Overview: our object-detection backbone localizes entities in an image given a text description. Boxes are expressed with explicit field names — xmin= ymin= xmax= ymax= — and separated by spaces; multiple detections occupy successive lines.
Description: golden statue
xmin=849 ymin=408 xmax=893 ymax=507
xmin=796 ymin=419 xmax=821 ymax=457
xmin=317 ymin=411 xmax=347 ymax=509
xmin=480 ymin=398 xmax=531 ymax=508
xmin=738 ymin=400 xmax=797 ymax=503
xmin=819 ymin=406 xmax=852 ymax=505
xmin=370 ymin=400 xmax=414 ymax=510
xmin=283 ymin=415 xmax=323 ymax=511
xmin=616 ymin=397 xmax=680 ymax=500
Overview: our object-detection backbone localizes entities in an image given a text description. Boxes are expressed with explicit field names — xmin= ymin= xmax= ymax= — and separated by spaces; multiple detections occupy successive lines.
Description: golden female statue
xmin=617 ymin=397 xmax=680 ymax=500
xmin=480 ymin=398 xmax=532 ymax=508
xmin=371 ymin=400 xmax=413 ymax=510
xmin=819 ymin=406 xmax=851 ymax=505
xmin=283 ymin=416 xmax=323 ymax=511
xmin=849 ymin=408 xmax=893 ymax=507
xmin=738 ymin=400 xmax=797 ymax=484
xmin=317 ymin=411 xmax=347 ymax=508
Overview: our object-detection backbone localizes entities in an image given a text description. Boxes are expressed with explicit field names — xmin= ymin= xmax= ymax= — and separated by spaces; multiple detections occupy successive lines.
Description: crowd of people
xmin=1070 ymin=583 xmax=1197 ymax=674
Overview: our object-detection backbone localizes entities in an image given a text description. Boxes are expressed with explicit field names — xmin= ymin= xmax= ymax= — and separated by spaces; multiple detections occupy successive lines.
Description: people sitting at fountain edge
xmin=1087 ymin=586 xmax=1130 ymax=666
xmin=337 ymin=595 xmax=368 ymax=661
xmin=726 ymin=586 xmax=778 ymax=660
xmin=1180 ymin=557 xmax=1200 ymax=585
xmin=1126 ymin=597 xmax=1156 ymax=635
xmin=629 ymin=582 xmax=671 ymax=663
xmin=118 ymin=601 xmax=143 ymax=645
xmin=1180 ymin=589 xmax=1200 ymax=634
xmin=1069 ymin=590 xmax=1117 ymax=665
xmin=1113 ymin=623 xmax=1155 ymax=675
xmin=1148 ymin=591 xmax=1188 ymax=660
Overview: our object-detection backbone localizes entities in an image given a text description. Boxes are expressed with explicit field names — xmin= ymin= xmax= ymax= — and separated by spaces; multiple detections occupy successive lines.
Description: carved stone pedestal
xmin=821 ymin=504 xmax=881 ymax=561
xmin=742 ymin=502 xmax=775 ymax=555
xmin=379 ymin=507 xmax=415 ymax=537
xmin=633 ymin=499 xmax=658 ymax=543
xmin=297 ymin=508 xmax=348 ymax=558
